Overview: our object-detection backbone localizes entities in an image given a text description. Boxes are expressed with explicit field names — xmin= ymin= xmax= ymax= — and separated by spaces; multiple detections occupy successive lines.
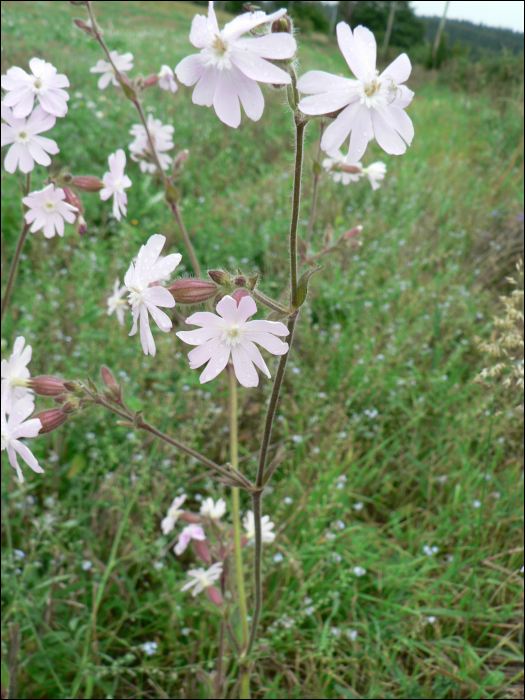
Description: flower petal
xmin=298 ymin=89 xmax=355 ymax=116
xmin=337 ymin=22 xmax=369 ymax=81
xmin=192 ymin=66 xmax=218 ymax=107
xmin=346 ymin=104 xmax=373 ymax=163
xmin=297 ymin=70 xmax=355 ymax=95
xmin=236 ymin=295 xmax=257 ymax=324
xmin=230 ymin=51 xmax=291 ymax=85
xmin=139 ymin=305 xmax=156 ymax=356
xmin=321 ymin=101 xmax=361 ymax=155
xmin=353 ymin=25 xmax=377 ymax=76
xmin=243 ymin=319 xmax=289 ymax=336
xmin=223 ymin=8 xmax=286 ymax=42
xmin=231 ymin=344 xmax=259 ymax=388
xmin=243 ymin=330 xmax=289 ymax=356
xmin=235 ymin=33 xmax=296 ymax=60
xmin=145 ymin=302 xmax=172 ymax=333
xmin=175 ymin=54 xmax=205 ymax=87
xmin=12 ymin=439 xmax=44 ymax=474
xmin=184 ymin=311 xmax=225 ymax=329
xmin=240 ymin=339 xmax=271 ymax=378
xmin=371 ymin=108 xmax=407 ymax=155
xmin=215 ymin=295 xmax=239 ymax=324
xmin=213 ymin=69 xmax=241 ymax=128
xmin=176 ymin=327 xmax=220 ymax=346
xmin=381 ymin=53 xmax=411 ymax=85
xmin=199 ymin=346 xmax=231 ymax=384
xmin=145 ymin=285 xmax=176 ymax=309
xmin=187 ymin=336 xmax=224 ymax=369
xmin=230 ymin=65 xmax=265 ymax=122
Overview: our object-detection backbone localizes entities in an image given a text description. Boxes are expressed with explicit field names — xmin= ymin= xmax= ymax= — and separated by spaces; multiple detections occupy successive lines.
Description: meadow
xmin=1 ymin=2 xmax=524 ymax=698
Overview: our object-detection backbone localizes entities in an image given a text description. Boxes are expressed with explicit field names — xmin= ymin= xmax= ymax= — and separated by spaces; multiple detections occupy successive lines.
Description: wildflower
xmin=161 ymin=494 xmax=187 ymax=535
xmin=158 ymin=65 xmax=178 ymax=93
xmin=422 ymin=545 xmax=439 ymax=556
xmin=273 ymin=552 xmax=284 ymax=563
xmin=177 ymin=294 xmax=289 ymax=387
xmin=107 ymin=278 xmax=128 ymax=326
xmin=22 ymin=184 xmax=78 ymax=239
xmin=305 ymin=605 xmax=315 ymax=616
xmin=99 ymin=150 xmax=132 ymax=222
xmin=2 ymin=57 xmax=70 ymax=118
xmin=362 ymin=161 xmax=387 ymax=190
xmin=283 ymin=496 xmax=294 ymax=505
xmin=322 ymin=151 xmax=362 ymax=185
xmin=124 ymin=234 xmax=181 ymax=356
xmin=174 ymin=524 xmax=206 ymax=556
xmin=1 ymin=396 xmax=44 ymax=484
xmin=353 ymin=501 xmax=364 ymax=511
xmin=1 ymin=336 xmax=33 ymax=412
xmin=181 ymin=561 xmax=223 ymax=597
xmin=347 ymin=629 xmax=358 ymax=641
xmin=153 ymin=560 xmax=164 ymax=570
xmin=472 ymin=500 xmax=482 ymax=509
xmin=1 ymin=104 xmax=59 ymax=173
xmin=426 ymin=615 xmax=436 ymax=624
xmin=90 ymin=51 xmax=134 ymax=90
xmin=175 ymin=1 xmax=296 ymax=128
xmin=81 ymin=560 xmax=93 ymax=571
xmin=353 ymin=566 xmax=367 ymax=577
xmin=297 ymin=24 xmax=414 ymax=161
xmin=200 ymin=497 xmax=227 ymax=520
xmin=13 ymin=549 xmax=25 ymax=560
xmin=129 ymin=115 xmax=174 ymax=173
xmin=141 ymin=641 xmax=158 ymax=656
xmin=243 ymin=510 xmax=276 ymax=543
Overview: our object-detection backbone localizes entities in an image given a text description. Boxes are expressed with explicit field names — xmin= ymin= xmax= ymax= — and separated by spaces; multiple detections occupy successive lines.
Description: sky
xmin=410 ymin=1 xmax=524 ymax=33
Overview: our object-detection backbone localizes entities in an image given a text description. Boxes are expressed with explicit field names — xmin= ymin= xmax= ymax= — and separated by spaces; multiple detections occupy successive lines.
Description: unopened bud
xmin=173 ymin=149 xmax=190 ymax=170
xmin=232 ymin=289 xmax=249 ymax=306
xmin=167 ymin=279 xmax=217 ymax=305
xmin=344 ymin=225 xmax=363 ymax=240
xmin=323 ymin=223 xmax=334 ymax=248
xmin=207 ymin=270 xmax=231 ymax=286
xmin=234 ymin=275 xmax=247 ymax=288
xmin=340 ymin=164 xmax=362 ymax=174
xmin=77 ymin=215 xmax=87 ymax=236
xmin=144 ymin=74 xmax=159 ymax=87
xmin=62 ymin=186 xmax=82 ymax=215
xmin=71 ymin=176 xmax=105 ymax=193
xmin=100 ymin=366 xmax=119 ymax=395
xmin=73 ymin=17 xmax=95 ymax=36
xmin=179 ymin=512 xmax=202 ymax=524
xmin=29 ymin=376 xmax=68 ymax=396
xmin=194 ymin=539 xmax=211 ymax=564
xmin=272 ymin=15 xmax=292 ymax=33
xmin=63 ymin=381 xmax=82 ymax=393
xmin=61 ymin=397 xmax=81 ymax=414
xmin=34 ymin=409 xmax=68 ymax=434
xmin=206 ymin=586 xmax=223 ymax=607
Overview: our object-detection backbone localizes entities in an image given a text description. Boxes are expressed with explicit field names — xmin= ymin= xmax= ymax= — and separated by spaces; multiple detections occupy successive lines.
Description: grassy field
xmin=1 ymin=2 xmax=524 ymax=698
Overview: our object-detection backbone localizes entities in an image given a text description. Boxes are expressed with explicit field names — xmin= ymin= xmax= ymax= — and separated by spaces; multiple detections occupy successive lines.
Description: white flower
xmin=322 ymin=150 xmax=362 ymax=185
xmin=174 ymin=524 xmax=206 ymax=556
xmin=1 ymin=337 xmax=33 ymax=413
xmin=422 ymin=545 xmax=439 ymax=557
xmin=243 ymin=510 xmax=276 ymax=543
xmin=90 ymin=51 xmax=134 ymax=90
xmin=297 ymin=24 xmax=414 ymax=161
xmin=426 ymin=616 xmax=436 ymax=624
xmin=200 ymin=497 xmax=227 ymax=520
xmin=353 ymin=566 xmax=367 ymax=577
xmin=2 ymin=57 xmax=70 ymax=118
xmin=99 ymin=150 xmax=132 ymax=222
xmin=346 ymin=629 xmax=358 ymax=641
xmin=22 ymin=184 xmax=78 ymax=239
xmin=141 ymin=641 xmax=158 ymax=656
xmin=158 ymin=65 xmax=178 ymax=93
xmin=181 ymin=561 xmax=223 ymax=597
xmin=177 ymin=295 xmax=289 ymax=388
xmin=14 ymin=549 xmax=25 ymax=560
xmin=353 ymin=501 xmax=364 ymax=511
xmin=81 ymin=560 xmax=93 ymax=571
xmin=362 ymin=161 xmax=387 ymax=190
xmin=124 ymin=235 xmax=181 ymax=356
xmin=107 ymin=278 xmax=128 ymax=326
xmin=129 ymin=115 xmax=174 ymax=173
xmin=161 ymin=494 xmax=187 ymax=535
xmin=1 ymin=104 xmax=59 ymax=174
xmin=1 ymin=396 xmax=43 ymax=484
xmin=175 ymin=1 xmax=296 ymax=128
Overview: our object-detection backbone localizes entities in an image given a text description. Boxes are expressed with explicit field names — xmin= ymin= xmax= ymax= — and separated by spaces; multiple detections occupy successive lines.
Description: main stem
xmin=1 ymin=173 xmax=32 ymax=321
xmin=289 ymin=118 xmax=307 ymax=309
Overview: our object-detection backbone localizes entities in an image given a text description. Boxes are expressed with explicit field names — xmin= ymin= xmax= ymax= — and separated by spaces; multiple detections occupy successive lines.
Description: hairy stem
xmin=289 ymin=118 xmax=307 ymax=308
xmin=1 ymin=173 xmax=32 ymax=321
xmin=305 ymin=120 xmax=325 ymax=248
xmin=251 ymin=288 xmax=290 ymax=315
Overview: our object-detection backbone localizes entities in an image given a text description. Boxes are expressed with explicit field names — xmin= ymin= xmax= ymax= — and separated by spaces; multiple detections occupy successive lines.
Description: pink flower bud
xmin=179 ymin=512 xmax=202 ymax=524
xmin=77 ymin=216 xmax=87 ymax=236
xmin=340 ymin=164 xmax=362 ymax=174
xmin=194 ymin=539 xmax=212 ymax=565
xmin=234 ymin=275 xmax=247 ymax=288
xmin=167 ymin=279 xmax=218 ymax=305
xmin=71 ymin=176 xmax=105 ymax=193
xmin=144 ymin=74 xmax=159 ymax=87
xmin=206 ymin=586 xmax=223 ymax=607
xmin=73 ymin=17 xmax=95 ymax=36
xmin=100 ymin=366 xmax=119 ymax=395
xmin=29 ymin=376 xmax=68 ymax=396
xmin=344 ymin=226 xmax=363 ymax=240
xmin=62 ymin=186 xmax=83 ymax=214
xmin=272 ymin=15 xmax=293 ymax=34
xmin=34 ymin=409 xmax=68 ymax=434
xmin=232 ymin=289 xmax=249 ymax=306
xmin=60 ymin=397 xmax=81 ymax=414
xmin=173 ymin=150 xmax=190 ymax=170
xmin=207 ymin=270 xmax=231 ymax=286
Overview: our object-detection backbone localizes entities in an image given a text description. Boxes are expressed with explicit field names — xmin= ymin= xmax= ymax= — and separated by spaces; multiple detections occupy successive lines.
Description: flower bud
xmin=77 ymin=216 xmax=87 ymax=236
xmin=194 ymin=539 xmax=212 ymax=565
xmin=34 ymin=409 xmax=68 ymax=434
xmin=167 ymin=279 xmax=217 ymax=304
xmin=100 ymin=366 xmax=119 ymax=395
xmin=173 ymin=149 xmax=190 ymax=170
xmin=29 ymin=376 xmax=68 ymax=396
xmin=234 ymin=275 xmax=247 ymax=288
xmin=232 ymin=289 xmax=249 ymax=306
xmin=344 ymin=225 xmax=363 ymax=240
xmin=340 ymin=164 xmax=362 ymax=174
xmin=73 ymin=18 xmax=95 ymax=36
xmin=207 ymin=270 xmax=231 ymax=286
xmin=206 ymin=586 xmax=223 ymax=607
xmin=63 ymin=381 xmax=82 ymax=393
xmin=323 ymin=223 xmax=334 ymax=248
xmin=272 ymin=15 xmax=292 ymax=33
xmin=71 ymin=176 xmax=105 ymax=193
xmin=61 ymin=397 xmax=81 ymax=414
xmin=179 ymin=512 xmax=202 ymax=524
xmin=62 ymin=186 xmax=82 ymax=214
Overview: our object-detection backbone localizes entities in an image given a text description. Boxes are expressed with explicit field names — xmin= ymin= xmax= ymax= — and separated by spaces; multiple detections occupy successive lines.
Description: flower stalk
xmin=1 ymin=173 xmax=31 ymax=320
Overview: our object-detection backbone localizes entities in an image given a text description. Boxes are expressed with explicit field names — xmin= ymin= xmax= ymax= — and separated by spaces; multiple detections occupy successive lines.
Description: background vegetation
xmin=1 ymin=1 xmax=523 ymax=698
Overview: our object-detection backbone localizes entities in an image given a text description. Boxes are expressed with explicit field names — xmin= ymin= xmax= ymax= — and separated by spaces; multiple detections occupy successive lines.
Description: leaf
xmin=165 ymin=181 xmax=180 ymax=206
xmin=67 ymin=454 xmax=86 ymax=479
xmin=312 ymin=159 xmax=322 ymax=177
xmin=296 ymin=265 xmax=323 ymax=308
xmin=118 ymin=78 xmax=137 ymax=101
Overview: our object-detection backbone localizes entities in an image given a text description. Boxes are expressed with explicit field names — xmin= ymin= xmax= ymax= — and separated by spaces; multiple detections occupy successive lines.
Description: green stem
xmin=1 ymin=173 xmax=32 ymax=321
xmin=251 ymin=288 xmax=290 ymax=315
xmin=290 ymin=118 xmax=307 ymax=308
xmin=305 ymin=120 xmax=325 ymax=248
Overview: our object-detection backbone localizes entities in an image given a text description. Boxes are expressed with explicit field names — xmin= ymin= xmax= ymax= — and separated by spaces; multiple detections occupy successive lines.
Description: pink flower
xmin=1 ymin=104 xmax=59 ymax=174
xmin=124 ymin=235 xmax=182 ymax=356
xmin=23 ymin=184 xmax=78 ymax=239
xmin=174 ymin=524 xmax=206 ymax=556
xmin=100 ymin=150 xmax=132 ymax=222
xmin=1 ymin=337 xmax=33 ymax=413
xmin=1 ymin=57 xmax=70 ymax=118
xmin=90 ymin=51 xmax=134 ymax=90
xmin=128 ymin=115 xmax=174 ymax=174
xmin=161 ymin=494 xmax=187 ymax=535
xmin=297 ymin=24 xmax=414 ymax=161
xmin=107 ymin=279 xmax=128 ymax=326
xmin=1 ymin=395 xmax=43 ymax=484
xmin=177 ymin=295 xmax=289 ymax=388
xmin=158 ymin=65 xmax=178 ymax=93
xmin=181 ymin=562 xmax=223 ymax=597
xmin=175 ymin=1 xmax=296 ymax=128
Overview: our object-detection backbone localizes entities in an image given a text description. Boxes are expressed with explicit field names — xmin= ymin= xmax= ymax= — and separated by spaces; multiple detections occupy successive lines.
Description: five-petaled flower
xmin=174 ymin=524 xmax=206 ymax=556
xmin=200 ymin=497 xmax=227 ymax=520
xmin=124 ymin=234 xmax=181 ymax=356
xmin=90 ymin=51 xmax=134 ymax=90
xmin=129 ymin=115 xmax=174 ymax=174
xmin=161 ymin=494 xmax=187 ymax=535
xmin=23 ymin=184 xmax=78 ymax=239
xmin=181 ymin=561 xmax=223 ymax=597
xmin=1 ymin=337 xmax=33 ymax=413
xmin=297 ymin=24 xmax=414 ymax=161
xmin=243 ymin=510 xmax=276 ymax=543
xmin=158 ymin=65 xmax=178 ymax=93
xmin=177 ymin=295 xmax=289 ymax=387
xmin=1 ymin=57 xmax=70 ymax=118
xmin=175 ymin=1 xmax=296 ymax=128
xmin=1 ymin=396 xmax=43 ymax=484
xmin=100 ymin=149 xmax=132 ymax=222
xmin=1 ymin=104 xmax=59 ymax=174
xmin=322 ymin=151 xmax=362 ymax=186
xmin=107 ymin=279 xmax=128 ymax=326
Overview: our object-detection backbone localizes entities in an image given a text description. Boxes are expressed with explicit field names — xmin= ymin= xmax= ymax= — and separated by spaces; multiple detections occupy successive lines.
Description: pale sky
xmin=410 ymin=1 xmax=524 ymax=33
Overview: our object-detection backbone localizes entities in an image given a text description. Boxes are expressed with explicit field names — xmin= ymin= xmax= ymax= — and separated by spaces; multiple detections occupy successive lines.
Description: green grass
xmin=1 ymin=2 xmax=524 ymax=699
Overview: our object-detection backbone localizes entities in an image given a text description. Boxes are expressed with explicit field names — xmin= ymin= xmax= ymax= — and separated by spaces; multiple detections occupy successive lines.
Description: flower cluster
xmin=322 ymin=150 xmax=387 ymax=190
xmin=129 ymin=115 xmax=174 ymax=173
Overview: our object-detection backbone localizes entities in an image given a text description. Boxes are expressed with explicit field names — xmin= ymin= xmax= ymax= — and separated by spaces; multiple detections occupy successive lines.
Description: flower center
xmin=33 ymin=77 xmax=43 ymax=92
xmin=364 ymin=72 xmax=381 ymax=98
xmin=127 ymin=285 xmax=145 ymax=307
xmin=212 ymin=34 xmax=228 ymax=56
xmin=359 ymin=71 xmax=387 ymax=109
xmin=112 ymin=177 xmax=126 ymax=195
xmin=202 ymin=33 xmax=232 ymax=69
xmin=195 ymin=571 xmax=212 ymax=588
xmin=17 ymin=130 xmax=30 ymax=144
xmin=43 ymin=200 xmax=56 ymax=213
xmin=221 ymin=326 xmax=243 ymax=347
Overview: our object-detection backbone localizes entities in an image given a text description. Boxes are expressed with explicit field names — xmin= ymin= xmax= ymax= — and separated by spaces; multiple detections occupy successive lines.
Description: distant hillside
xmin=421 ymin=16 xmax=524 ymax=55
